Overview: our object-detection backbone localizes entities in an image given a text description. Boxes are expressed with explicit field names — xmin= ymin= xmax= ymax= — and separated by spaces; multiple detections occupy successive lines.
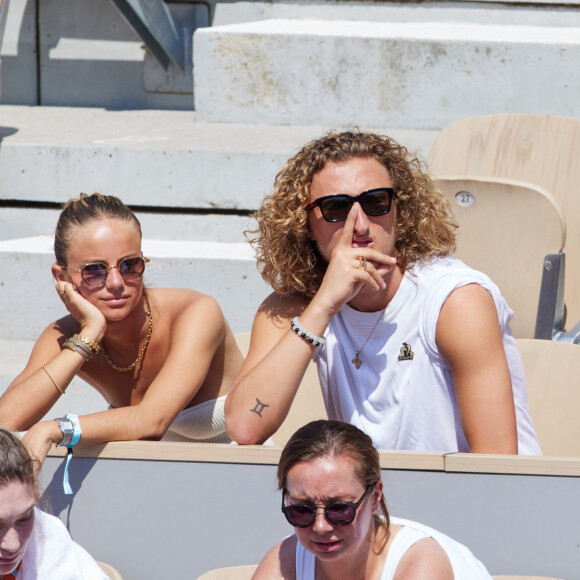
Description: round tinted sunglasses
xmin=281 ymin=482 xmax=376 ymax=528
xmin=62 ymin=256 xmax=149 ymax=287
xmin=306 ymin=188 xmax=394 ymax=222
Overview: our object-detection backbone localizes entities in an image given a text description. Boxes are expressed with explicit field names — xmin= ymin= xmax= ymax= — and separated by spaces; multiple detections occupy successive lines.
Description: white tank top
xmin=294 ymin=516 xmax=492 ymax=579
xmin=314 ymin=256 xmax=540 ymax=454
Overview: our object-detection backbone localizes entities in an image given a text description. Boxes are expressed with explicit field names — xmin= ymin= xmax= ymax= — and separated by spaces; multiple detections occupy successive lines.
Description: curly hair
xmin=278 ymin=420 xmax=390 ymax=552
xmin=247 ymin=130 xmax=456 ymax=298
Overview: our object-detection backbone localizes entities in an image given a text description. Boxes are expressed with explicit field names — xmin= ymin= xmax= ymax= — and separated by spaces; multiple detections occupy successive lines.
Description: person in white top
xmin=225 ymin=130 xmax=540 ymax=454
xmin=0 ymin=428 xmax=107 ymax=579
xmin=254 ymin=420 xmax=492 ymax=579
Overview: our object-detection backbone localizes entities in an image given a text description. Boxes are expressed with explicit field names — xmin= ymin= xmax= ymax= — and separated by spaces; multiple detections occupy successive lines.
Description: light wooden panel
xmin=429 ymin=114 xmax=580 ymax=331
xmin=516 ymin=338 xmax=580 ymax=458
xmin=197 ymin=565 xmax=257 ymax=580
xmin=435 ymin=176 xmax=565 ymax=337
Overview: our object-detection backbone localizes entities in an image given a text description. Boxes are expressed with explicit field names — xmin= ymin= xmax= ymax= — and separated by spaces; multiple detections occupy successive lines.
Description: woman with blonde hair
xmin=0 ymin=193 xmax=243 ymax=466
xmin=255 ymin=420 xmax=492 ymax=579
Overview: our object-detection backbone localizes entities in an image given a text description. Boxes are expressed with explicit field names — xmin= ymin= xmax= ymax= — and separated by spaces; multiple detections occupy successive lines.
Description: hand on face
xmin=315 ymin=205 xmax=397 ymax=315
xmin=54 ymin=280 xmax=107 ymax=343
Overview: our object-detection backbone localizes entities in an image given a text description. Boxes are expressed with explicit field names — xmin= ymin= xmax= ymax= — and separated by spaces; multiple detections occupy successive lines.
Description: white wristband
xmin=290 ymin=317 xmax=326 ymax=347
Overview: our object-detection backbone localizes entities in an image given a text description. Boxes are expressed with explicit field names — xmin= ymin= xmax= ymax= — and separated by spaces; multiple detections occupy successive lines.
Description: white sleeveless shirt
xmin=313 ymin=256 xmax=540 ymax=454
xmin=295 ymin=516 xmax=492 ymax=579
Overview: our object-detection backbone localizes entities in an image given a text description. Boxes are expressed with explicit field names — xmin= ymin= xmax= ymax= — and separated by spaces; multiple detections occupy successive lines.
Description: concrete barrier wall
xmin=41 ymin=444 xmax=580 ymax=580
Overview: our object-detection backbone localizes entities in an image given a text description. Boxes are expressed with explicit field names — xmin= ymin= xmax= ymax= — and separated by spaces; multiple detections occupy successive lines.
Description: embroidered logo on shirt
xmin=398 ymin=342 xmax=414 ymax=361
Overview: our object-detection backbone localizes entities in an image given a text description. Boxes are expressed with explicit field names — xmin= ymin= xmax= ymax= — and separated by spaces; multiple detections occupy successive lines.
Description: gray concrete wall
xmin=40 ymin=449 xmax=580 ymax=579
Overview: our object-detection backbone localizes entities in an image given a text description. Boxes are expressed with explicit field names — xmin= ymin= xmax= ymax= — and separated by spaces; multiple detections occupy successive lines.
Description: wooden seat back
xmin=434 ymin=176 xmax=565 ymax=338
xmin=197 ymin=564 xmax=258 ymax=579
xmin=516 ymin=338 xmax=580 ymax=457
xmin=429 ymin=114 xmax=580 ymax=331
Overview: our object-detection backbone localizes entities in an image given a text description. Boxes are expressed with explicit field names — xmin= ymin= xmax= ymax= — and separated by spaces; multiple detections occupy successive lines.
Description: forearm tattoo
xmin=250 ymin=398 xmax=269 ymax=418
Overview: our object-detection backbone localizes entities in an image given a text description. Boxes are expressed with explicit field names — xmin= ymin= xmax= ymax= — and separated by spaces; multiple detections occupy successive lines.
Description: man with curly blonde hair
xmin=226 ymin=131 xmax=540 ymax=455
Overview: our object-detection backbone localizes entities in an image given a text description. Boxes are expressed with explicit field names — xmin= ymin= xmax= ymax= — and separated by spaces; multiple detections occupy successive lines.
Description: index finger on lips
xmin=337 ymin=205 xmax=358 ymax=248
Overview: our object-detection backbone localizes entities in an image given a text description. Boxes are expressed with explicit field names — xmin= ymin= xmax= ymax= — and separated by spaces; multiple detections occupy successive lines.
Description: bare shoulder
xmin=438 ymin=283 xmax=497 ymax=328
xmin=255 ymin=292 xmax=308 ymax=329
xmin=253 ymin=536 xmax=297 ymax=580
xmin=436 ymin=283 xmax=500 ymax=352
xmin=394 ymin=537 xmax=454 ymax=580
xmin=149 ymin=288 xmax=223 ymax=320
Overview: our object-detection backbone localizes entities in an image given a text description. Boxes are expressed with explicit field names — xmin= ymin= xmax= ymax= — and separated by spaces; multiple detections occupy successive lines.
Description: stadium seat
xmin=434 ymin=176 xmax=565 ymax=338
xmin=196 ymin=564 xmax=258 ymax=579
xmin=97 ymin=561 xmax=123 ymax=579
xmin=430 ymin=114 xmax=580 ymax=342
xmin=517 ymin=338 xmax=580 ymax=457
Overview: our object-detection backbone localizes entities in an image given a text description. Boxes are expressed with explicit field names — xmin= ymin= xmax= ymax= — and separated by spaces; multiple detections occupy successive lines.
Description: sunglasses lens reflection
xmin=82 ymin=263 xmax=108 ymax=286
xmin=81 ymin=257 xmax=146 ymax=286
xmin=119 ymin=257 xmax=146 ymax=279
xmin=319 ymin=189 xmax=392 ymax=222
xmin=284 ymin=503 xmax=356 ymax=527
xmin=362 ymin=189 xmax=391 ymax=216
xmin=326 ymin=504 xmax=356 ymax=525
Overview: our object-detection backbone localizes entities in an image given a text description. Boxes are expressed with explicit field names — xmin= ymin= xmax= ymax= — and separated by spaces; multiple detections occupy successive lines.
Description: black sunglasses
xmin=63 ymin=256 xmax=149 ymax=287
xmin=306 ymin=188 xmax=394 ymax=222
xmin=281 ymin=482 xmax=376 ymax=528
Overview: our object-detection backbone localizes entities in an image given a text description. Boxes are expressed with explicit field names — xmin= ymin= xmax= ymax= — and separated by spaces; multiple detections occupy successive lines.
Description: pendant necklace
xmin=338 ymin=308 xmax=385 ymax=369
xmin=103 ymin=292 xmax=153 ymax=372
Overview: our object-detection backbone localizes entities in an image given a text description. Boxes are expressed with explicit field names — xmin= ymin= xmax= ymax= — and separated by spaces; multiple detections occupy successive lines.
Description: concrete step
xmin=194 ymin=18 xmax=580 ymax=129
xmin=0 ymin=235 xmax=272 ymax=340
xmin=0 ymin=105 xmax=439 ymax=207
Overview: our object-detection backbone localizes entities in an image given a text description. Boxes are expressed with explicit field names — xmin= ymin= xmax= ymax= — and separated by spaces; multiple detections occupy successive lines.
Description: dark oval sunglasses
xmin=281 ymin=482 xmax=376 ymax=528
xmin=62 ymin=256 xmax=149 ymax=287
xmin=306 ymin=187 xmax=394 ymax=222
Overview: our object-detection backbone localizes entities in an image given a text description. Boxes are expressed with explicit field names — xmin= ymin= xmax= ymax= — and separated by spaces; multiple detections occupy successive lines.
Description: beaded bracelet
xmin=63 ymin=337 xmax=92 ymax=361
xmin=290 ymin=317 xmax=326 ymax=347
xmin=72 ymin=334 xmax=100 ymax=355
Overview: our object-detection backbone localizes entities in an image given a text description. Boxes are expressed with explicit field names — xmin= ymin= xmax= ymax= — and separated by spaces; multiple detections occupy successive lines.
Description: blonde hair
xmin=247 ymin=130 xmax=456 ymax=298
xmin=54 ymin=193 xmax=141 ymax=266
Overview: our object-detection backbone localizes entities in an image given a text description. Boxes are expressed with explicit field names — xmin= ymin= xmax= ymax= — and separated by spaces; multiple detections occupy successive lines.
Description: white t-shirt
xmin=314 ymin=256 xmax=541 ymax=454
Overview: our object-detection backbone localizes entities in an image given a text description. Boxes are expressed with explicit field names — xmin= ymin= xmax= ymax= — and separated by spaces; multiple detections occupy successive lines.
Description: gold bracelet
xmin=42 ymin=364 xmax=65 ymax=395
xmin=72 ymin=334 xmax=101 ymax=355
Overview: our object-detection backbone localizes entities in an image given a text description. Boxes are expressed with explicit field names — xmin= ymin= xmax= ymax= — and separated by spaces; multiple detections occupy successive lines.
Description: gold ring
xmin=358 ymin=256 xmax=367 ymax=271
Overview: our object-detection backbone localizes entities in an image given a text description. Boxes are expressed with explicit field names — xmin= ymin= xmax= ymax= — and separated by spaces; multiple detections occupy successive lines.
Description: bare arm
xmin=253 ymin=536 xmax=297 ymax=580
xmin=226 ymin=206 xmax=396 ymax=445
xmin=0 ymin=281 xmax=106 ymax=430
xmin=22 ymin=295 xmax=231 ymax=463
xmin=393 ymin=537 xmax=454 ymax=579
xmin=436 ymin=284 xmax=518 ymax=454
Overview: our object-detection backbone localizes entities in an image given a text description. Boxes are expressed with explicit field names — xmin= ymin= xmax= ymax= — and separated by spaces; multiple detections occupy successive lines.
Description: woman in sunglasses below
xmin=226 ymin=130 xmax=540 ymax=455
xmin=0 ymin=193 xmax=243 ymax=464
xmin=254 ymin=420 xmax=492 ymax=579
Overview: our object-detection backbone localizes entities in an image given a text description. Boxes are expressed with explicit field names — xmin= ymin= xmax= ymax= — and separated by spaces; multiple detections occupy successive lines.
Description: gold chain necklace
xmin=103 ymin=293 xmax=153 ymax=372
xmin=338 ymin=309 xmax=384 ymax=370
